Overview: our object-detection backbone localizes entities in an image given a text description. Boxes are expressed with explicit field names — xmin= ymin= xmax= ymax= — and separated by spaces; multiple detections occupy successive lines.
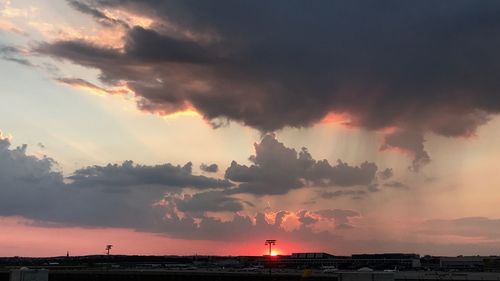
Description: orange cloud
xmin=101 ymin=9 xmax=154 ymax=29
xmin=28 ymin=21 xmax=125 ymax=48
xmin=320 ymin=112 xmax=352 ymax=125
xmin=0 ymin=20 xmax=25 ymax=35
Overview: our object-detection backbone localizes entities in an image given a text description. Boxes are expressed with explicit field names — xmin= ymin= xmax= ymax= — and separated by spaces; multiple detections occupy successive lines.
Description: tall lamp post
xmin=265 ymin=240 xmax=276 ymax=275
xmin=265 ymin=239 xmax=276 ymax=256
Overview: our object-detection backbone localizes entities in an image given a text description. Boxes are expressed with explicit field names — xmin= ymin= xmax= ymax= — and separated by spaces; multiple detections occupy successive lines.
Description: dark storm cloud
xmin=0 ymin=134 xmax=347 ymax=243
xmin=166 ymin=191 xmax=246 ymax=216
xmin=34 ymin=0 xmax=500 ymax=170
xmin=224 ymin=134 xmax=378 ymax=195
xmin=0 ymin=132 xmax=370 ymax=243
xmin=124 ymin=27 xmax=218 ymax=64
xmin=0 ymin=133 xmax=233 ymax=230
xmin=69 ymin=160 xmax=232 ymax=189
xmin=200 ymin=163 xmax=218 ymax=173
xmin=4 ymin=132 xmax=500 ymax=252
xmin=381 ymin=129 xmax=430 ymax=172
xmin=36 ymin=40 xmax=120 ymax=68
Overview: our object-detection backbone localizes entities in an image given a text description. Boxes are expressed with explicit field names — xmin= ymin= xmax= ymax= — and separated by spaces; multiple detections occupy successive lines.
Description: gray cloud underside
xmin=33 ymin=0 xmax=500 ymax=170
xmin=70 ymin=160 xmax=232 ymax=189
xmin=3 ymin=133 xmax=500 ymax=251
xmin=0 ymin=136 xmax=234 ymax=230
xmin=0 ymin=132 xmax=378 ymax=242
xmin=225 ymin=134 xmax=378 ymax=195
xmin=200 ymin=163 xmax=218 ymax=173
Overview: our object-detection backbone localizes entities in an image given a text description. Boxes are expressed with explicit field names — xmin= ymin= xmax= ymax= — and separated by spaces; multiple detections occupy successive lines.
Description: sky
xmin=1 ymin=0 xmax=500 ymax=257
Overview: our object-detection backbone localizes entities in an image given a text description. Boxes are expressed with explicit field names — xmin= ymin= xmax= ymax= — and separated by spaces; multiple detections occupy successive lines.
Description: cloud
xmin=31 ymin=1 xmax=500 ymax=171
xmin=0 ymin=135 xmax=339 ymax=243
xmin=154 ymin=210 xmax=339 ymax=243
xmin=320 ymin=190 xmax=367 ymax=200
xmin=381 ymin=128 xmax=430 ymax=172
xmin=69 ymin=160 xmax=232 ymax=189
xmin=153 ymin=201 xmax=356 ymax=242
xmin=378 ymin=168 xmax=393 ymax=181
xmin=67 ymin=0 xmax=127 ymax=27
xmin=0 ymin=20 xmax=26 ymax=35
xmin=0 ymin=45 xmax=61 ymax=74
xmin=0 ymin=132 xmax=232 ymax=230
xmin=283 ymin=209 xmax=360 ymax=230
xmin=314 ymin=209 xmax=360 ymax=228
xmin=224 ymin=134 xmax=378 ymax=195
xmin=0 ymin=131 xmax=370 ymax=244
xmin=0 ymin=45 xmax=34 ymax=66
xmin=274 ymin=210 xmax=289 ymax=226
xmin=420 ymin=217 xmax=500 ymax=239
xmin=200 ymin=163 xmax=218 ymax=173
xmin=5 ymin=130 xmax=500 ymax=251
xmin=384 ymin=181 xmax=409 ymax=190
xmin=165 ymin=191 xmax=246 ymax=217
xmin=56 ymin=77 xmax=131 ymax=96
xmin=297 ymin=210 xmax=318 ymax=226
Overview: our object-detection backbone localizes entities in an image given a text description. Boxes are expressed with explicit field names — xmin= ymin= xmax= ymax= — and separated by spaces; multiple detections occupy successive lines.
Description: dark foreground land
xmin=3 ymin=253 xmax=500 ymax=281
xmin=1 ymin=270 xmax=331 ymax=281
xmin=5 ymin=270 xmax=500 ymax=281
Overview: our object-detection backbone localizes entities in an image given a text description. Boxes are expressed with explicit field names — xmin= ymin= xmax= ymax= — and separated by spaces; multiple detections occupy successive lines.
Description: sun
xmin=270 ymin=250 xmax=279 ymax=256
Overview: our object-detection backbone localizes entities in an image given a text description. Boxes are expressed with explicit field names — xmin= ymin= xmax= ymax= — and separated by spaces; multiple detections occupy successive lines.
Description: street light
xmin=264 ymin=240 xmax=277 ymax=275
xmin=265 ymin=239 xmax=276 ymax=256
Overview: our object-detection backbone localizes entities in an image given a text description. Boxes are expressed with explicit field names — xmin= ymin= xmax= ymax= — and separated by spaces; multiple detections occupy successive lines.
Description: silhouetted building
xmin=440 ymin=256 xmax=486 ymax=270
xmin=261 ymin=253 xmax=420 ymax=270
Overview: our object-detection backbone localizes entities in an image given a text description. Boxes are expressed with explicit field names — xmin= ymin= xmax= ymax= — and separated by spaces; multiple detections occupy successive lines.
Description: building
xmin=261 ymin=253 xmax=421 ymax=270
xmin=439 ymin=256 xmax=487 ymax=271
xmin=10 ymin=268 xmax=48 ymax=281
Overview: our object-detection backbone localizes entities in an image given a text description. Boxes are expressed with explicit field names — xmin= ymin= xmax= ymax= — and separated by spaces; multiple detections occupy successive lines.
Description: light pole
xmin=265 ymin=240 xmax=276 ymax=275
xmin=265 ymin=239 xmax=276 ymax=256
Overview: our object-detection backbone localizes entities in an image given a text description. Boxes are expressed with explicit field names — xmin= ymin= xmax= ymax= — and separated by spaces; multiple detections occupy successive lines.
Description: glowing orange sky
xmin=0 ymin=217 xmax=310 ymax=257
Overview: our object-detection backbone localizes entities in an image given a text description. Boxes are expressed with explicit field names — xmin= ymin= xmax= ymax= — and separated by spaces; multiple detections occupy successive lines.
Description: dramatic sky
xmin=1 ymin=0 xmax=500 ymax=257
